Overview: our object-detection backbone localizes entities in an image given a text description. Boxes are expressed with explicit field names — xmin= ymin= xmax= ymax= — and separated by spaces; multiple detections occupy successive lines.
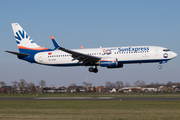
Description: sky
xmin=0 ymin=0 xmax=180 ymax=87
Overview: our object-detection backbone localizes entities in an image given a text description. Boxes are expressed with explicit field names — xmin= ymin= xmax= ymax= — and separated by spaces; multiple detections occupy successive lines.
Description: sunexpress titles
xmin=118 ymin=47 xmax=149 ymax=52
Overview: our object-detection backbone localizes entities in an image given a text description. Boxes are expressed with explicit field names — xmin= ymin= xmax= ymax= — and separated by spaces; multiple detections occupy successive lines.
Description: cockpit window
xmin=163 ymin=49 xmax=170 ymax=52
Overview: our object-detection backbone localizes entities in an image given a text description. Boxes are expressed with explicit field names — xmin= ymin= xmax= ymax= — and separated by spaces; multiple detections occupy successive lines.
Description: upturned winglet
xmin=80 ymin=46 xmax=83 ymax=49
xmin=50 ymin=35 xmax=60 ymax=49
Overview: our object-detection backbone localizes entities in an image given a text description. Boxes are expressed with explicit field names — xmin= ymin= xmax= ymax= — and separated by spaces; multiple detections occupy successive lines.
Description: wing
xmin=50 ymin=36 xmax=101 ymax=64
xmin=58 ymin=46 xmax=101 ymax=64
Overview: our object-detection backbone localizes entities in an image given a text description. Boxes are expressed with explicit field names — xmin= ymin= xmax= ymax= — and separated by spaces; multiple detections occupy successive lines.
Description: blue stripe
xmin=38 ymin=59 xmax=171 ymax=67
xmin=118 ymin=59 xmax=170 ymax=64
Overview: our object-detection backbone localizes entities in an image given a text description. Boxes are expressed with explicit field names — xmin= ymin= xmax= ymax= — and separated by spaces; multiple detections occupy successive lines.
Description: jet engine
xmin=98 ymin=58 xmax=123 ymax=68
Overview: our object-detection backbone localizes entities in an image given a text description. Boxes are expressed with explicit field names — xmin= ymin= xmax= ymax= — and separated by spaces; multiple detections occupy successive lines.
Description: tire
xmin=158 ymin=65 xmax=162 ymax=69
xmin=93 ymin=68 xmax=98 ymax=73
xmin=89 ymin=67 xmax=94 ymax=72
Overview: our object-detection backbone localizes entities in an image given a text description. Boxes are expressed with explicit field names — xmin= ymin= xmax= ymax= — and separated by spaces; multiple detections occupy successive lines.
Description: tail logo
xmin=15 ymin=30 xmax=34 ymax=44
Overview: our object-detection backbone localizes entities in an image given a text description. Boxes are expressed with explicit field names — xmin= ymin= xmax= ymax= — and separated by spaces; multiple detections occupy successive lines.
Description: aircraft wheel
xmin=158 ymin=65 xmax=162 ymax=69
xmin=89 ymin=67 xmax=94 ymax=72
xmin=93 ymin=68 xmax=98 ymax=73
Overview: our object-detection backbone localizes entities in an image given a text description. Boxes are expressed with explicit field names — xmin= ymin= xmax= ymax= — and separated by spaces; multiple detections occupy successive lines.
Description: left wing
xmin=58 ymin=46 xmax=101 ymax=63
xmin=50 ymin=36 xmax=101 ymax=64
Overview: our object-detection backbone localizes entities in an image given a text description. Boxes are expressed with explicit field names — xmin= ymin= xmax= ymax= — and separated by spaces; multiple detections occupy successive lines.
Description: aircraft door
xmin=39 ymin=54 xmax=43 ymax=63
xmin=154 ymin=48 xmax=158 ymax=56
xmin=142 ymin=52 xmax=149 ymax=58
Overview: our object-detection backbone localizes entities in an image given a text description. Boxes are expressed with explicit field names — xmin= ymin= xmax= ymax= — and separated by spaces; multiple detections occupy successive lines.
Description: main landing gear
xmin=158 ymin=65 xmax=162 ymax=69
xmin=89 ymin=66 xmax=98 ymax=73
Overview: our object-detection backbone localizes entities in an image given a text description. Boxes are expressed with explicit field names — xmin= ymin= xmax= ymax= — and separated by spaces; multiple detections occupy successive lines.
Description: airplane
xmin=6 ymin=23 xmax=177 ymax=73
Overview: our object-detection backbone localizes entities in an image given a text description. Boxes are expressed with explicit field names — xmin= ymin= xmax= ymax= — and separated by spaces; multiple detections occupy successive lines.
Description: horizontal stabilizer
xmin=5 ymin=51 xmax=29 ymax=57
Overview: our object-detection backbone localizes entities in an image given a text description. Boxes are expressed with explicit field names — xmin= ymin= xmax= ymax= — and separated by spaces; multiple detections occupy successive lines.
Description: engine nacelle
xmin=107 ymin=63 xmax=123 ymax=68
xmin=99 ymin=58 xmax=118 ymax=67
xmin=97 ymin=58 xmax=123 ymax=68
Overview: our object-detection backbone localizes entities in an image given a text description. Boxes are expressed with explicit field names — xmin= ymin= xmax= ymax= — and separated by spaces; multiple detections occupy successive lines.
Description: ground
xmin=0 ymin=93 xmax=180 ymax=120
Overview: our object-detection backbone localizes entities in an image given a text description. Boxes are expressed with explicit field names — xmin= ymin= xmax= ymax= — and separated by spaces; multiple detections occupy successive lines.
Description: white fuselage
xmin=34 ymin=46 xmax=177 ymax=66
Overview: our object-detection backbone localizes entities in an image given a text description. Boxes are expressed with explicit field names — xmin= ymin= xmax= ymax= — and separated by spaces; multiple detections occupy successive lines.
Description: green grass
xmin=0 ymin=100 xmax=180 ymax=120
xmin=1 ymin=92 xmax=180 ymax=98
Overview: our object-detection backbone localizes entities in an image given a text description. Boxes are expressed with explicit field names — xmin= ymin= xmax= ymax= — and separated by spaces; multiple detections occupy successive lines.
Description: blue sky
xmin=0 ymin=0 xmax=179 ymax=87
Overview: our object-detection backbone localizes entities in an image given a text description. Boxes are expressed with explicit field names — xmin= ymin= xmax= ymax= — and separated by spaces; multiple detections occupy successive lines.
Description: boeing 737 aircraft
xmin=6 ymin=23 xmax=177 ymax=73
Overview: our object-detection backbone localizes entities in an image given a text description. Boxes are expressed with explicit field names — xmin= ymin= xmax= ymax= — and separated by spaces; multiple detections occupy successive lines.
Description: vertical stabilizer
xmin=11 ymin=23 xmax=48 ymax=53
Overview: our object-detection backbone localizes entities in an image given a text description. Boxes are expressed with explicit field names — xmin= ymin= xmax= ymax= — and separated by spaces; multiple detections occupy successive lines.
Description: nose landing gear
xmin=158 ymin=65 xmax=162 ymax=69
xmin=88 ymin=66 xmax=98 ymax=73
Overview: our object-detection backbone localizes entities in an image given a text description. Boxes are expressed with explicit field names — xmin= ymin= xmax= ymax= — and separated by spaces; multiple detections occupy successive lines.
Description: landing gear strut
xmin=158 ymin=65 xmax=162 ymax=69
xmin=88 ymin=66 xmax=98 ymax=73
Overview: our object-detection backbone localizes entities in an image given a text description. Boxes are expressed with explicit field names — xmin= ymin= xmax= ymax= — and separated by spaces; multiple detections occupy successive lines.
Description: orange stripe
xmin=18 ymin=46 xmax=48 ymax=50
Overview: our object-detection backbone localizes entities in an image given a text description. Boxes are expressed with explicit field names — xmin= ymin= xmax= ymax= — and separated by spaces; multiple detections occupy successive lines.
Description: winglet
xmin=50 ymin=35 xmax=54 ymax=40
xmin=50 ymin=35 xmax=60 ymax=49
xmin=80 ymin=46 xmax=83 ymax=49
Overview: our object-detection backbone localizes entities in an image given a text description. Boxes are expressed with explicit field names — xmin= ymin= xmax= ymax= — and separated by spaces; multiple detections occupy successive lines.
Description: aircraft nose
xmin=172 ymin=52 xmax=177 ymax=58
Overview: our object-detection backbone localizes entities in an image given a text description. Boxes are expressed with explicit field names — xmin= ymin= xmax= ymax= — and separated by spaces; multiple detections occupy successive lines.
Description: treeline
xmin=0 ymin=79 xmax=46 ymax=93
xmin=105 ymin=80 xmax=180 ymax=88
xmin=0 ymin=79 xmax=180 ymax=93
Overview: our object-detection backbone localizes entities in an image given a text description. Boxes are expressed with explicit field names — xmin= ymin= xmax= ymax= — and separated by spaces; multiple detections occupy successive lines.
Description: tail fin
xmin=12 ymin=23 xmax=48 ymax=53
